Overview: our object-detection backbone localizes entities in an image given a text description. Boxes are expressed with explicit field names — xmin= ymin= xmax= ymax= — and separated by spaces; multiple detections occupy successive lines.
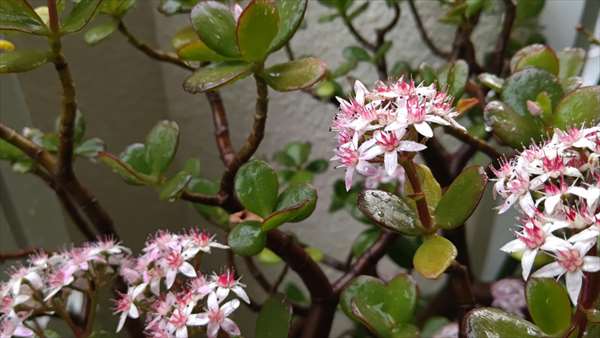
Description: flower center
xmin=517 ymin=224 xmax=545 ymax=249
xmin=557 ymin=249 xmax=583 ymax=272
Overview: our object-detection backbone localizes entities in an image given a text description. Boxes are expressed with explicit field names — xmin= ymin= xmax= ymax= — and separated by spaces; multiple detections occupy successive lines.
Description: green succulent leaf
xmin=558 ymin=48 xmax=586 ymax=80
xmin=437 ymin=59 xmax=469 ymax=99
xmin=260 ymin=57 xmax=327 ymax=92
xmin=61 ymin=0 xmax=103 ymax=34
xmin=158 ymin=0 xmax=196 ymax=15
xmin=501 ymin=68 xmax=564 ymax=117
xmin=190 ymin=0 xmax=239 ymax=57
xmin=159 ymin=171 xmax=192 ymax=201
xmin=262 ymin=182 xmax=317 ymax=231
xmin=235 ymin=160 xmax=279 ymax=217
xmin=552 ymin=86 xmax=600 ymax=130
xmin=284 ymin=141 xmax=311 ymax=166
xmin=120 ymin=143 xmax=152 ymax=178
xmin=187 ymin=177 xmax=229 ymax=226
xmin=255 ymin=294 xmax=292 ymax=338
xmin=236 ymin=0 xmax=279 ymax=62
xmin=478 ymin=73 xmax=504 ymax=92
xmin=171 ymin=26 xmax=227 ymax=62
xmin=100 ymin=0 xmax=136 ymax=17
xmin=419 ymin=63 xmax=437 ymax=86
xmin=145 ymin=120 xmax=179 ymax=177
xmin=526 ymin=278 xmax=571 ymax=336
xmin=84 ymin=19 xmax=118 ymax=45
xmin=0 ymin=139 xmax=28 ymax=162
xmin=357 ymin=190 xmax=422 ymax=235
xmin=306 ymin=159 xmax=329 ymax=173
xmin=464 ymin=308 xmax=545 ymax=338
xmin=413 ymin=235 xmax=457 ymax=279
xmin=183 ymin=61 xmax=253 ymax=94
xmin=404 ymin=164 xmax=442 ymax=213
xmin=0 ymin=0 xmax=49 ymax=35
xmin=0 ymin=50 xmax=51 ymax=74
xmin=269 ymin=0 xmax=308 ymax=52
xmin=258 ymin=248 xmax=282 ymax=264
xmin=343 ymin=46 xmax=371 ymax=62
xmin=516 ymin=0 xmax=545 ymax=23
xmin=511 ymin=44 xmax=559 ymax=76
xmin=421 ymin=317 xmax=451 ymax=338
xmin=435 ymin=166 xmax=487 ymax=230
xmin=228 ymin=221 xmax=266 ymax=256
xmin=98 ymin=151 xmax=155 ymax=185
xmin=74 ymin=137 xmax=104 ymax=158
xmin=182 ymin=158 xmax=201 ymax=177
xmin=484 ymin=101 xmax=545 ymax=148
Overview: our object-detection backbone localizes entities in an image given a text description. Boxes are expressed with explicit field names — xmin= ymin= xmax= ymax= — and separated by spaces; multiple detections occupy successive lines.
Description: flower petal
xmin=221 ymin=318 xmax=241 ymax=336
xmin=532 ymin=262 xmax=564 ymax=278
xmin=566 ymin=270 xmax=584 ymax=305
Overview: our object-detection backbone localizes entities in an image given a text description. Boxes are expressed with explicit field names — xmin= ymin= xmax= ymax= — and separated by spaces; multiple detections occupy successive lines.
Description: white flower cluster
xmin=493 ymin=125 xmax=600 ymax=304
xmin=331 ymin=79 xmax=464 ymax=191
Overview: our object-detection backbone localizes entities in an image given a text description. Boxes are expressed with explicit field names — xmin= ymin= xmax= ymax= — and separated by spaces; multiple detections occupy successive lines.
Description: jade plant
xmin=1 ymin=0 xmax=600 ymax=337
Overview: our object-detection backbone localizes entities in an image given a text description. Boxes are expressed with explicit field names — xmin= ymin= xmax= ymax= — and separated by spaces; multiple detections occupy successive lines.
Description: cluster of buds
xmin=331 ymin=79 xmax=464 ymax=190
xmin=0 ymin=238 xmax=129 ymax=337
xmin=493 ymin=125 xmax=600 ymax=304
xmin=117 ymin=229 xmax=244 ymax=338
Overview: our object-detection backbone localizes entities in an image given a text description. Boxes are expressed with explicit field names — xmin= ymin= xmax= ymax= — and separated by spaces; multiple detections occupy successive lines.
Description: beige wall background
xmin=1 ymin=0 xmax=595 ymax=336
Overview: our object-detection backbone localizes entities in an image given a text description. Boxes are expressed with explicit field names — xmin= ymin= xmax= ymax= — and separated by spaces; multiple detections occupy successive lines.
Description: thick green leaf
xmin=255 ymin=294 xmax=292 ymax=338
xmin=437 ymin=59 xmax=469 ymax=99
xmin=343 ymin=46 xmax=371 ymax=62
xmin=258 ymin=248 xmax=281 ymax=264
xmin=262 ymin=183 xmax=317 ymax=231
xmin=182 ymin=158 xmax=201 ymax=177
xmin=357 ymin=190 xmax=422 ymax=235
xmin=120 ymin=143 xmax=152 ymax=177
xmin=553 ymin=86 xmax=600 ymax=130
xmin=145 ymin=120 xmax=179 ymax=177
xmin=516 ymin=0 xmax=545 ymax=23
xmin=284 ymin=282 xmax=308 ymax=305
xmin=435 ymin=166 xmax=487 ymax=230
xmin=84 ymin=19 xmax=118 ymax=45
xmin=171 ymin=26 xmax=227 ymax=62
xmin=511 ymin=44 xmax=559 ymax=75
xmin=75 ymin=137 xmax=104 ymax=158
xmin=0 ymin=50 xmax=50 ymax=73
xmin=159 ymin=171 xmax=192 ymax=201
xmin=236 ymin=0 xmax=279 ymax=62
xmin=464 ymin=308 xmax=545 ymax=338
xmin=478 ymin=73 xmax=504 ymax=92
xmin=0 ymin=139 xmax=27 ymax=162
xmin=98 ymin=151 xmax=154 ymax=185
xmin=159 ymin=0 xmax=196 ymax=15
xmin=341 ymin=276 xmax=387 ymax=324
xmin=413 ymin=235 xmax=456 ymax=279
xmin=558 ymin=48 xmax=586 ymax=80
xmin=61 ymin=0 xmax=103 ymax=33
xmin=0 ymin=0 xmax=49 ymax=35
xmin=352 ymin=228 xmax=380 ymax=258
xmin=404 ymin=164 xmax=442 ymax=213
xmin=306 ymin=159 xmax=328 ymax=173
xmin=269 ymin=0 xmax=308 ymax=52
xmin=260 ymin=57 xmax=327 ymax=91
xmin=385 ymin=274 xmax=418 ymax=324
xmin=386 ymin=235 xmax=421 ymax=269
xmin=228 ymin=221 xmax=266 ymax=256
xmin=526 ymin=278 xmax=571 ymax=336
xmin=100 ymin=0 xmax=136 ymax=17
xmin=285 ymin=141 xmax=311 ymax=166
xmin=190 ymin=1 xmax=239 ymax=57
xmin=183 ymin=61 xmax=253 ymax=94
xmin=421 ymin=317 xmax=451 ymax=338
xmin=187 ymin=178 xmax=229 ymax=226
xmin=501 ymin=68 xmax=564 ymax=116
xmin=484 ymin=101 xmax=545 ymax=148
xmin=352 ymin=298 xmax=396 ymax=338
xmin=235 ymin=160 xmax=279 ymax=217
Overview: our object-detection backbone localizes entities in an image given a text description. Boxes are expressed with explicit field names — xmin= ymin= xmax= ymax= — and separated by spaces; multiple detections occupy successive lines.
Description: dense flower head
xmin=117 ymin=228 xmax=242 ymax=338
xmin=0 ymin=238 xmax=129 ymax=337
xmin=331 ymin=79 xmax=464 ymax=190
xmin=493 ymin=125 xmax=600 ymax=304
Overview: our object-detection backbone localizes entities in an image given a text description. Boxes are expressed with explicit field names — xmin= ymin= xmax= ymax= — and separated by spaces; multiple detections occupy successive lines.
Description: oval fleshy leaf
xmin=145 ymin=120 xmax=180 ymax=177
xmin=437 ymin=59 xmax=469 ymax=99
xmin=159 ymin=171 xmax=192 ymax=201
xmin=357 ymin=190 xmax=422 ymax=235
xmin=100 ymin=0 xmax=136 ymax=17
xmin=435 ymin=166 xmax=487 ymax=230
xmin=120 ymin=143 xmax=152 ymax=177
xmin=255 ymin=294 xmax=292 ymax=338
xmin=84 ymin=19 xmax=118 ymax=45
xmin=236 ymin=0 xmax=279 ymax=62
xmin=187 ymin=178 xmax=229 ymax=226
xmin=413 ymin=235 xmax=457 ymax=279
xmin=464 ymin=308 xmax=545 ymax=338
xmin=0 ymin=50 xmax=51 ymax=73
xmin=234 ymin=160 xmax=279 ymax=218
xmin=478 ymin=73 xmax=504 ymax=92
xmin=484 ymin=101 xmax=545 ymax=148
xmin=228 ymin=221 xmax=266 ymax=256
xmin=61 ymin=0 xmax=103 ymax=33
xmin=340 ymin=276 xmax=387 ymax=324
xmin=0 ymin=0 xmax=49 ymax=35
xmin=269 ymin=0 xmax=307 ymax=52
xmin=190 ymin=1 xmax=239 ymax=57
xmin=558 ymin=48 xmax=586 ymax=80
xmin=552 ymin=86 xmax=600 ymax=130
xmin=183 ymin=61 xmax=253 ymax=94
xmin=526 ymin=278 xmax=572 ymax=336
xmin=159 ymin=0 xmax=196 ymax=15
xmin=352 ymin=228 xmax=380 ymax=258
xmin=262 ymin=183 xmax=317 ymax=231
xmin=98 ymin=151 xmax=154 ymax=185
xmin=501 ymin=68 xmax=564 ymax=117
xmin=171 ymin=26 xmax=226 ymax=62
xmin=260 ymin=57 xmax=327 ymax=92
xmin=511 ymin=44 xmax=559 ymax=76
xmin=404 ymin=164 xmax=442 ymax=213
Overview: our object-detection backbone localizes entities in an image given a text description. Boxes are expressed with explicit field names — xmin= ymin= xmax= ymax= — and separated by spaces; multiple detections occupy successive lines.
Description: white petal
xmin=129 ymin=304 xmax=139 ymax=319
xmin=176 ymin=327 xmax=188 ymax=338
xmin=384 ymin=151 xmax=398 ymax=176
xmin=362 ymin=145 xmax=383 ymax=160
xmin=116 ymin=313 xmax=127 ymax=332
xmin=568 ymin=228 xmax=600 ymax=243
xmin=208 ymin=292 xmax=219 ymax=310
xmin=354 ymin=80 xmax=367 ymax=104
xmin=566 ymin=270 xmax=584 ymax=305
xmin=179 ymin=262 xmax=197 ymax=278
xmin=532 ymin=262 xmax=565 ymax=278
xmin=541 ymin=236 xmax=571 ymax=251
xmin=345 ymin=167 xmax=355 ymax=191
xmin=398 ymin=141 xmax=427 ymax=152
xmin=519 ymin=193 xmax=536 ymax=217
xmin=222 ymin=299 xmax=241 ymax=316
xmin=221 ymin=318 xmax=241 ymax=336
xmin=207 ymin=322 xmax=220 ymax=338
xmin=187 ymin=313 xmax=210 ymax=326
xmin=544 ymin=195 xmax=562 ymax=214
xmin=583 ymin=256 xmax=600 ymax=272
xmin=414 ymin=122 xmax=433 ymax=138
xmin=166 ymin=269 xmax=177 ymax=290
xmin=521 ymin=249 xmax=538 ymax=280
xmin=500 ymin=239 xmax=526 ymax=253
xmin=232 ymin=286 xmax=250 ymax=304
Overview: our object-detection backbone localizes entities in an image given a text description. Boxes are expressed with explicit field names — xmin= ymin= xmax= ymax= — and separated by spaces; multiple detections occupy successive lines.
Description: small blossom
xmin=212 ymin=269 xmax=249 ymax=304
xmin=187 ymin=293 xmax=241 ymax=338
xmin=114 ymin=284 xmax=146 ymax=332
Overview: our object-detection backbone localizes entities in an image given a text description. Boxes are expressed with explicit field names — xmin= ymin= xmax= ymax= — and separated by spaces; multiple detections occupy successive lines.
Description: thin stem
xmin=53 ymin=299 xmax=84 ymax=337
xmin=206 ymin=91 xmax=235 ymax=166
xmin=445 ymin=127 xmax=501 ymax=160
xmin=272 ymin=264 xmax=289 ymax=293
xmin=243 ymin=256 xmax=273 ymax=293
xmin=117 ymin=21 xmax=193 ymax=71
xmin=47 ymin=0 xmax=59 ymax=33
xmin=339 ymin=11 xmax=376 ymax=51
xmin=401 ymin=159 xmax=434 ymax=230
xmin=489 ymin=0 xmax=516 ymax=74
xmin=0 ymin=123 xmax=57 ymax=172
xmin=407 ymin=0 xmax=450 ymax=58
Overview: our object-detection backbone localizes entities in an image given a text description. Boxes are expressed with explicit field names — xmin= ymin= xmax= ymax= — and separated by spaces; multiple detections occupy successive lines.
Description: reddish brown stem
xmin=407 ymin=0 xmax=451 ymax=58
xmin=206 ymin=91 xmax=235 ymax=167
xmin=402 ymin=159 xmax=434 ymax=230
xmin=489 ymin=0 xmax=516 ymax=74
